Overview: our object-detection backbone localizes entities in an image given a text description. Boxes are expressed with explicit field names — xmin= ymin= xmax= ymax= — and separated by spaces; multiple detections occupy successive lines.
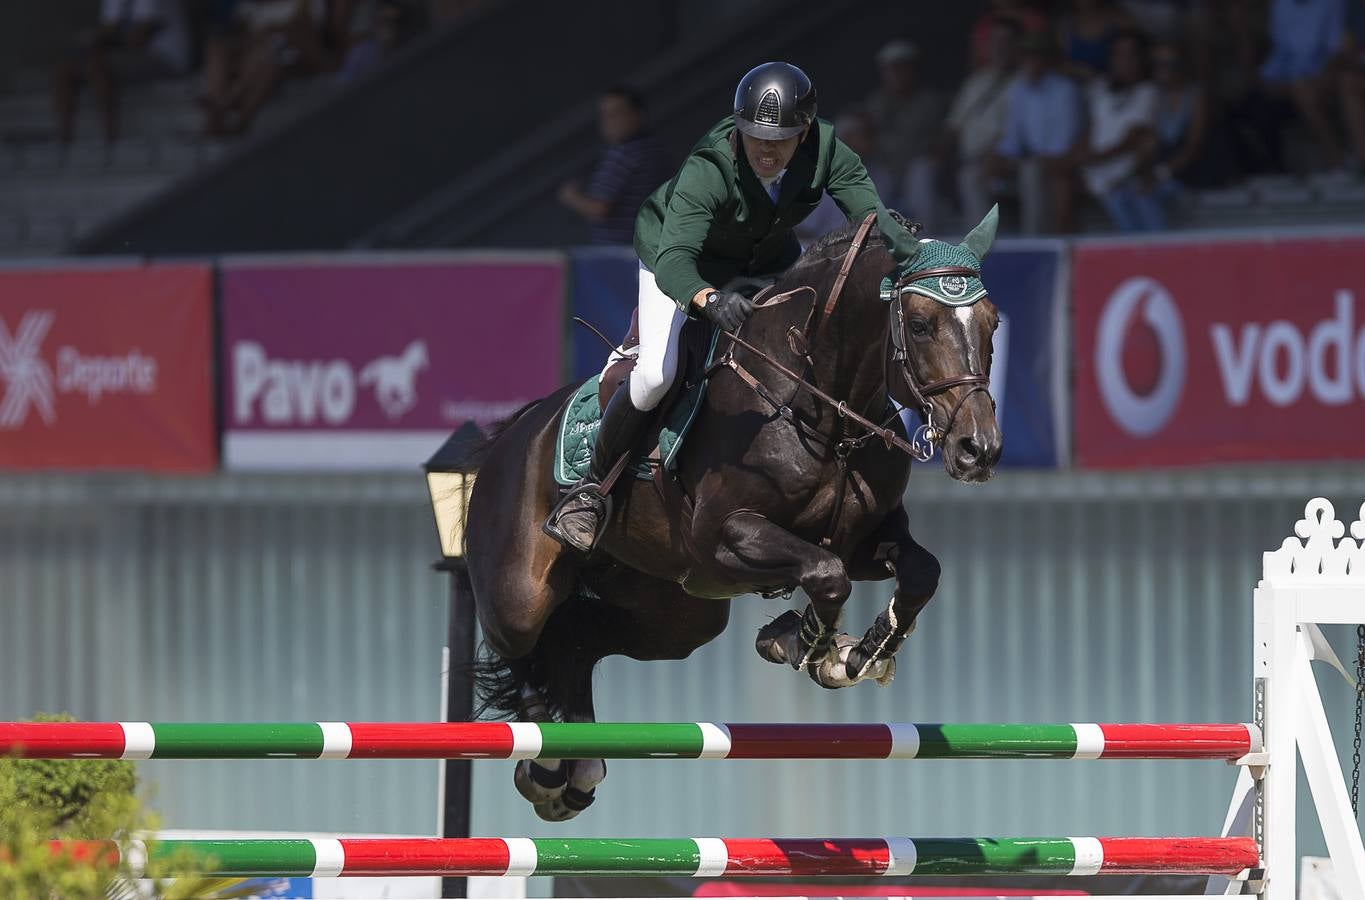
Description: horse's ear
xmin=961 ymin=204 xmax=999 ymax=261
xmin=876 ymin=204 xmax=920 ymax=268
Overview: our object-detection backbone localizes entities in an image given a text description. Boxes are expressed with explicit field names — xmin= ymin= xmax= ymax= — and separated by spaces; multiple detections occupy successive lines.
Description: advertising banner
xmin=568 ymin=244 xmax=1065 ymax=468
xmin=978 ymin=243 xmax=1065 ymax=468
xmin=1073 ymin=235 xmax=1365 ymax=467
xmin=0 ymin=264 xmax=215 ymax=471
xmin=221 ymin=255 xmax=564 ymax=470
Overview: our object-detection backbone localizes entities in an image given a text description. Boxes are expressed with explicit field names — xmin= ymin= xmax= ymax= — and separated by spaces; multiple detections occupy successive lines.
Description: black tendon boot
xmin=543 ymin=387 xmax=653 ymax=554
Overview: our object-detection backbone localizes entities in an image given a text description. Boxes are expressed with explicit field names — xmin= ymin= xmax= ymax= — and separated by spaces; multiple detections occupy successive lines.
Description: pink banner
xmin=221 ymin=255 xmax=565 ymax=469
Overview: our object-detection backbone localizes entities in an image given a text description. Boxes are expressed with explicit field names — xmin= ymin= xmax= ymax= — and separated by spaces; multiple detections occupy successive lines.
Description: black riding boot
xmin=543 ymin=387 xmax=653 ymax=554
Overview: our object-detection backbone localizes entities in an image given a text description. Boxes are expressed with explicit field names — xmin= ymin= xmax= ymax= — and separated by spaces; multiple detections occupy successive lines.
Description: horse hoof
xmin=755 ymin=610 xmax=803 ymax=665
xmin=808 ymin=637 xmax=895 ymax=689
xmin=514 ymin=760 xmax=566 ymax=805
xmin=533 ymin=799 xmax=578 ymax=821
xmin=533 ymin=785 xmax=597 ymax=822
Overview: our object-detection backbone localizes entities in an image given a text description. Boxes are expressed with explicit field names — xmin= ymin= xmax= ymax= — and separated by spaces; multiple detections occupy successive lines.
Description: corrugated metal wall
xmin=3 ymin=468 xmax=1363 ymax=856
xmin=0 ymin=475 xmax=450 ymax=835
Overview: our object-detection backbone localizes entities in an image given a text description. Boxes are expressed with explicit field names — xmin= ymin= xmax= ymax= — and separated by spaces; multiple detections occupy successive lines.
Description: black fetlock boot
xmin=543 ymin=387 xmax=653 ymax=554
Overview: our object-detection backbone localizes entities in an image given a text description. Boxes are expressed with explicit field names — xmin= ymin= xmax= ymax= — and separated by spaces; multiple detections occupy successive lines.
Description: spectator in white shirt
xmin=1082 ymin=29 xmax=1163 ymax=230
xmin=54 ymin=0 xmax=191 ymax=144
xmin=988 ymin=32 xmax=1085 ymax=233
xmin=943 ymin=17 xmax=1021 ymax=224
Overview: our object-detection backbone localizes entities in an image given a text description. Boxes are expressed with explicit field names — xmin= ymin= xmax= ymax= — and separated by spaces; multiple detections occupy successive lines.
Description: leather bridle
xmin=886 ymin=264 xmax=994 ymax=461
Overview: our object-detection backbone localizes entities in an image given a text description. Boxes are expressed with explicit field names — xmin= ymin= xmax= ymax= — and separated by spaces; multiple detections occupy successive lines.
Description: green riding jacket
xmin=634 ymin=116 xmax=882 ymax=313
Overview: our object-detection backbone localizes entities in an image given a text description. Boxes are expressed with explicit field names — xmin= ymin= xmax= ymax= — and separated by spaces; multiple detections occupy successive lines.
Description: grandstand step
xmin=22 ymin=213 xmax=73 ymax=250
xmin=1194 ymin=187 xmax=1255 ymax=209
xmin=0 ymin=175 xmax=171 ymax=217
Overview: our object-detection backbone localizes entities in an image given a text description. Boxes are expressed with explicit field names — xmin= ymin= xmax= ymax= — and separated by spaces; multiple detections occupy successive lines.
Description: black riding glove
xmin=700 ymin=289 xmax=753 ymax=332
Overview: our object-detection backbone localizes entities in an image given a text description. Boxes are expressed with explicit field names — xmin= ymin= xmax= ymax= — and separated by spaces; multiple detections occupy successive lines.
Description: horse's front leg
xmin=714 ymin=511 xmax=851 ymax=688
xmin=843 ymin=504 xmax=941 ymax=685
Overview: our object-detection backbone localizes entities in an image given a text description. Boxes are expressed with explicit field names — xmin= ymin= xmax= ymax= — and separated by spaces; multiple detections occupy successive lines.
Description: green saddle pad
xmin=554 ymin=331 xmax=719 ymax=487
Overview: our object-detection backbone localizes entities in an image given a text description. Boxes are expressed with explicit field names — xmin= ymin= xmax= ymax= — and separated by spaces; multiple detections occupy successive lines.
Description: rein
xmin=713 ymin=214 xmax=991 ymax=466
xmin=711 ymin=213 xmax=915 ymax=458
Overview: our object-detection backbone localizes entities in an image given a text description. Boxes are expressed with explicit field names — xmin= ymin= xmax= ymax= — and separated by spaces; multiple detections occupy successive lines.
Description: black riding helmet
xmin=733 ymin=61 xmax=817 ymax=141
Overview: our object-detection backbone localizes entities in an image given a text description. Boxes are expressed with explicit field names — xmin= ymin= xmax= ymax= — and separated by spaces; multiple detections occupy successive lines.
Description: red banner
xmin=1073 ymin=236 xmax=1365 ymax=467
xmin=0 ymin=265 xmax=215 ymax=471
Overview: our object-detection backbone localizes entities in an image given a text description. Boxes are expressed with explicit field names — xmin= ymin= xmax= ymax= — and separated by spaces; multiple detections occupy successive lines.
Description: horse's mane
xmin=785 ymin=219 xmax=887 ymax=285
xmin=793 ymin=222 xmax=868 ymax=269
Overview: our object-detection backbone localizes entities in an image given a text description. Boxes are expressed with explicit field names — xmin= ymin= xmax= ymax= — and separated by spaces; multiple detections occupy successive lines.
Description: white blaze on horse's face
xmin=954 ymin=306 xmax=979 ymax=373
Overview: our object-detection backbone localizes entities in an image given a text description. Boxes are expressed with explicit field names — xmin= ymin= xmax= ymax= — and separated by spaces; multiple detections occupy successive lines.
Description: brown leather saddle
xmin=595 ymin=306 xmax=724 ymax=415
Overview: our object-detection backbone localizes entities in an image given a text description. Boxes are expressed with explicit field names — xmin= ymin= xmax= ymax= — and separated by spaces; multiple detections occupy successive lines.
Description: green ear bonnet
xmin=877 ymin=204 xmax=999 ymax=307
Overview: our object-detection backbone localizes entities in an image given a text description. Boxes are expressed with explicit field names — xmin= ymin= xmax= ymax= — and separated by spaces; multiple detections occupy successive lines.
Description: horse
xmin=464 ymin=207 xmax=1003 ymax=821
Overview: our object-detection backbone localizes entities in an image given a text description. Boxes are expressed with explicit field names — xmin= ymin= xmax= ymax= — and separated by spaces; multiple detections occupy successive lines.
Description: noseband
xmin=888 ymin=265 xmax=994 ymax=461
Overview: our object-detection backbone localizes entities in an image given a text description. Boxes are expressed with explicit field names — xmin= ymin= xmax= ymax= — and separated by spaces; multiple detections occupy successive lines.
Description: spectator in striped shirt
xmin=559 ymin=87 xmax=673 ymax=244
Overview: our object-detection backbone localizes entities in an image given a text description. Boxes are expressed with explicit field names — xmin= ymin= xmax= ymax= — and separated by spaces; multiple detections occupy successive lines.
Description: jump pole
xmin=0 ymin=721 xmax=1259 ymax=761
xmin=52 ymin=836 xmax=1258 ymax=878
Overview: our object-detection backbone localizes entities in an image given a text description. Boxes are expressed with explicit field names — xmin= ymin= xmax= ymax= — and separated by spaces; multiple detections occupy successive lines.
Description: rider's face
xmin=741 ymin=128 xmax=806 ymax=180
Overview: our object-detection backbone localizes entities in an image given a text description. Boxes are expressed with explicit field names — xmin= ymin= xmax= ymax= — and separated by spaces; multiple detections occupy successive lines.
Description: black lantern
xmin=423 ymin=420 xmax=483 ymax=899
xmin=424 ymin=420 xmax=484 ymax=560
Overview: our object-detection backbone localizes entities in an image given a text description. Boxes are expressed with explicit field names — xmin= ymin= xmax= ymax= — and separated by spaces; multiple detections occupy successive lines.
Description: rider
xmin=545 ymin=61 xmax=888 ymax=554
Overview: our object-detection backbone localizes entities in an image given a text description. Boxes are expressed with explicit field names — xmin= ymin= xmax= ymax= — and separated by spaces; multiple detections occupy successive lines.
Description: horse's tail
xmin=470 ymin=590 xmax=601 ymax=722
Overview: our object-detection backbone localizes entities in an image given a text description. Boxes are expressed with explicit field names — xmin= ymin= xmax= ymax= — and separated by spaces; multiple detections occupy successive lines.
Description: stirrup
xmin=541 ymin=483 xmax=613 ymax=554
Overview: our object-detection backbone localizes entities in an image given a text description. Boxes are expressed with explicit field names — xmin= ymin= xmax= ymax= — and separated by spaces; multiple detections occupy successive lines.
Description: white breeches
xmin=628 ymin=263 xmax=689 ymax=410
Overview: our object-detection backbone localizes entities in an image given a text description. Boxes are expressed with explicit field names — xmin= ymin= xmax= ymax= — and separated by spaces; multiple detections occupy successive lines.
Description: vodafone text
xmin=1210 ymin=290 xmax=1363 ymax=407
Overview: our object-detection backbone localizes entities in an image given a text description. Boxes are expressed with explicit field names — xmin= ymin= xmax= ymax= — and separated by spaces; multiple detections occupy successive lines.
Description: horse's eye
xmin=908 ymin=317 xmax=931 ymax=338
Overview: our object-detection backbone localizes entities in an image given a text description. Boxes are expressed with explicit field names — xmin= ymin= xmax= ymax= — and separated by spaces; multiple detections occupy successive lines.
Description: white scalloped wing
xmin=1263 ymin=497 xmax=1365 ymax=579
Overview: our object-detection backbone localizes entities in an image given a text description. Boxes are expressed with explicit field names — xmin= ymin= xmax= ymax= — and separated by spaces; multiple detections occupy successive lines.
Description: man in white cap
xmin=863 ymin=39 xmax=947 ymax=226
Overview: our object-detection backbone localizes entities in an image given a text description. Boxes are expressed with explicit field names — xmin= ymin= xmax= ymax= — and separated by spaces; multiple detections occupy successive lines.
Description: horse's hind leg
xmin=518 ymin=568 xmax=730 ymax=819
xmin=465 ymin=395 xmax=605 ymax=821
xmin=476 ymin=572 xmax=610 ymax=822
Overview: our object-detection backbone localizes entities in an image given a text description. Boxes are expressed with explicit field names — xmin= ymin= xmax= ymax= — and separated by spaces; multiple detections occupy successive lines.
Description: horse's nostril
xmin=958 ymin=436 xmax=980 ymax=461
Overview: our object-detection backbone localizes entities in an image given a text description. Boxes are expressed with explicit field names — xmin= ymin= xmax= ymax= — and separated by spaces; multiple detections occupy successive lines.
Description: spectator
xmin=863 ymin=40 xmax=948 ymax=227
xmin=970 ymin=0 xmax=1050 ymax=69
xmin=201 ymin=0 xmax=328 ymax=136
xmin=1209 ymin=0 xmax=1284 ymax=176
xmin=988 ymin=32 xmax=1084 ymax=233
xmin=1339 ymin=0 xmax=1365 ymax=172
xmin=54 ymin=0 xmax=192 ymax=144
xmin=1120 ymin=0 xmax=1207 ymax=40
xmin=335 ymin=1 xmax=413 ymax=83
xmin=944 ymin=17 xmax=1021 ymax=223
xmin=1260 ymin=0 xmax=1358 ymax=174
xmin=1056 ymin=0 xmax=1135 ymax=82
xmin=1081 ymin=29 xmax=1162 ymax=231
xmin=558 ymin=87 xmax=673 ymax=245
xmin=796 ymin=110 xmax=896 ymax=246
xmin=1150 ymin=40 xmax=1216 ymax=196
